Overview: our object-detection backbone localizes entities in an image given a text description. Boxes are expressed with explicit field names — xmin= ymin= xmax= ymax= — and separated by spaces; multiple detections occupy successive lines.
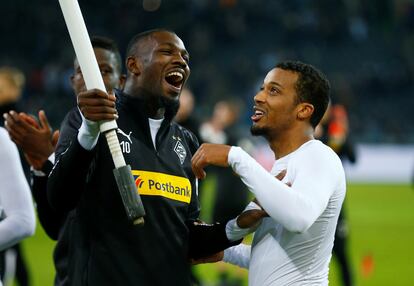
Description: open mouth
xmin=251 ymin=108 xmax=265 ymax=122
xmin=165 ymin=71 xmax=184 ymax=91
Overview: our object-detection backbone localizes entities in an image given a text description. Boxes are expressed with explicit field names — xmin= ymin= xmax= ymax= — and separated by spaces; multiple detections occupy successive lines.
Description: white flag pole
xmin=58 ymin=0 xmax=145 ymax=225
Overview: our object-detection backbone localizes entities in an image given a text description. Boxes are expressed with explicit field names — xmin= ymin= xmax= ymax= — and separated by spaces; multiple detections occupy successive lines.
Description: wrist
xmin=31 ymin=165 xmax=46 ymax=176
xmin=78 ymin=119 xmax=100 ymax=150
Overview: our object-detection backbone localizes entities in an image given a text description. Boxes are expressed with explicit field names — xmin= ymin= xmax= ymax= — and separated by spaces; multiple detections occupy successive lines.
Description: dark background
xmin=1 ymin=0 xmax=413 ymax=143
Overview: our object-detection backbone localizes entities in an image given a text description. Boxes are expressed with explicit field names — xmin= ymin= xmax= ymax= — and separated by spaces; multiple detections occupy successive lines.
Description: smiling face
xmin=133 ymin=31 xmax=190 ymax=102
xmin=251 ymin=68 xmax=302 ymax=138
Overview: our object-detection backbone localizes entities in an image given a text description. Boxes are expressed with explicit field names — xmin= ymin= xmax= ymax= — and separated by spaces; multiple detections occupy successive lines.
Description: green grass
xmin=11 ymin=182 xmax=414 ymax=286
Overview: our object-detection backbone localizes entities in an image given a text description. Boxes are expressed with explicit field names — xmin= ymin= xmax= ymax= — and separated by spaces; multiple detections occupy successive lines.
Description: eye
xmin=182 ymin=54 xmax=190 ymax=64
xmin=269 ymin=86 xmax=280 ymax=94
xmin=100 ymin=69 xmax=111 ymax=75
xmin=160 ymin=49 xmax=172 ymax=55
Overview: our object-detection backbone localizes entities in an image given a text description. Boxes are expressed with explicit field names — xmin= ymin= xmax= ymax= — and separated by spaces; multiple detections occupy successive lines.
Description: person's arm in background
xmin=4 ymin=110 xmax=65 ymax=239
xmin=0 ymin=128 xmax=35 ymax=251
xmin=191 ymin=240 xmax=251 ymax=268
xmin=4 ymin=110 xmax=59 ymax=170
xmin=32 ymin=108 xmax=81 ymax=240
xmin=5 ymin=108 xmax=83 ymax=238
xmin=47 ymin=89 xmax=116 ymax=213
xmin=183 ymin=130 xmax=242 ymax=260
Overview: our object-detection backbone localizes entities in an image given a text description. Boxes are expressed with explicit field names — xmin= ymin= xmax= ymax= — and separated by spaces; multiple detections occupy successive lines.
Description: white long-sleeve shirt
xmin=0 ymin=127 xmax=36 ymax=252
xmin=224 ymin=140 xmax=346 ymax=286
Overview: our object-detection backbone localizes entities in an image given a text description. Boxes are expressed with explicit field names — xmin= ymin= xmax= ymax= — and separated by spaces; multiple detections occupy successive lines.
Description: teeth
xmin=166 ymin=72 xmax=183 ymax=80
xmin=255 ymin=110 xmax=264 ymax=116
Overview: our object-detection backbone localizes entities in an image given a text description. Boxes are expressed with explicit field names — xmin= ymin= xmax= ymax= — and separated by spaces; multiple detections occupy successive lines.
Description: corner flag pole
xmin=58 ymin=0 xmax=145 ymax=225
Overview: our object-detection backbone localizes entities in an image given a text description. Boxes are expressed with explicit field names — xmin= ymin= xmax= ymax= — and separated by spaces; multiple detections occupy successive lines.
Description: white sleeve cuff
xmin=225 ymin=201 xmax=263 ymax=241
xmin=48 ymin=152 xmax=55 ymax=165
xmin=31 ymin=167 xmax=46 ymax=177
xmin=77 ymin=118 xmax=100 ymax=151
xmin=223 ymin=244 xmax=251 ymax=269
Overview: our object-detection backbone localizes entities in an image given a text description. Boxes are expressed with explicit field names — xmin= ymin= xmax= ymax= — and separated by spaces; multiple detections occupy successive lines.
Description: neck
xmin=268 ymin=125 xmax=314 ymax=159
xmin=123 ymin=77 xmax=138 ymax=96
xmin=123 ymin=79 xmax=166 ymax=119
xmin=152 ymin=108 xmax=165 ymax=119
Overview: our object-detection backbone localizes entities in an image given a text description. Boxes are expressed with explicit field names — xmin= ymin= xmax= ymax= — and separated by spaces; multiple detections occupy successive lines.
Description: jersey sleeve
xmin=0 ymin=129 xmax=36 ymax=251
xmin=228 ymin=146 xmax=342 ymax=233
xmin=223 ymin=244 xmax=251 ymax=269
xmin=47 ymin=109 xmax=95 ymax=213
xmin=31 ymin=160 xmax=65 ymax=240
xmin=55 ymin=108 xmax=82 ymax=158
xmin=32 ymin=109 xmax=81 ymax=239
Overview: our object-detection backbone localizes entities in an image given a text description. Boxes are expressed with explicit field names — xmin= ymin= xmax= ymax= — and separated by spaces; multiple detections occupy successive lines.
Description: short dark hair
xmin=90 ymin=36 xmax=122 ymax=72
xmin=276 ymin=61 xmax=330 ymax=128
xmin=126 ymin=28 xmax=176 ymax=58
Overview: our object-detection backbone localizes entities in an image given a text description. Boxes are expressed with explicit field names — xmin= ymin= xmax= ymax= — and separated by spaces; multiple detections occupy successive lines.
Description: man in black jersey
xmin=4 ymin=36 xmax=125 ymax=286
xmin=47 ymin=29 xmax=239 ymax=286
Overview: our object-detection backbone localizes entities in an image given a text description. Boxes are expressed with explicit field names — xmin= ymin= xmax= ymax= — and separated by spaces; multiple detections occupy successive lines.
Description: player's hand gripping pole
xmin=59 ymin=0 xmax=145 ymax=225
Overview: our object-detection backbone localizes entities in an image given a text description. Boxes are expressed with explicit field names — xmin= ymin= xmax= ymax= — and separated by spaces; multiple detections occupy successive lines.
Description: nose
xmin=172 ymin=53 xmax=187 ymax=67
xmin=254 ymin=90 xmax=266 ymax=104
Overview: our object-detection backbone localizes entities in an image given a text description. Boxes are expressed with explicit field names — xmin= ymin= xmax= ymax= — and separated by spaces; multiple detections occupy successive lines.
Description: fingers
xmin=275 ymin=169 xmax=291 ymax=186
xmin=191 ymin=148 xmax=207 ymax=179
xmin=78 ymin=96 xmax=116 ymax=108
xmin=237 ymin=209 xmax=269 ymax=228
xmin=38 ymin=110 xmax=51 ymax=130
xmin=4 ymin=111 xmax=23 ymax=133
xmin=78 ymin=89 xmax=117 ymax=121
xmin=3 ymin=111 xmax=33 ymax=144
xmin=78 ymin=89 xmax=116 ymax=106
xmin=6 ymin=111 xmax=36 ymax=131
xmin=80 ymin=107 xmax=118 ymax=120
xmin=6 ymin=126 xmax=24 ymax=145
xmin=275 ymin=169 xmax=287 ymax=181
xmin=20 ymin=112 xmax=40 ymax=128
xmin=192 ymin=143 xmax=232 ymax=179
xmin=52 ymin=130 xmax=60 ymax=147
xmin=190 ymin=251 xmax=224 ymax=264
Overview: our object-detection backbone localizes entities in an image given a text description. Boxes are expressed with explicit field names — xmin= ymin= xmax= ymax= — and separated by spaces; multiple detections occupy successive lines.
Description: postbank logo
xmin=131 ymin=170 xmax=191 ymax=203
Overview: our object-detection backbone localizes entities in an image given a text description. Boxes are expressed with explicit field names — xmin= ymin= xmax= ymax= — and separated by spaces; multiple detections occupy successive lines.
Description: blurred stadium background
xmin=1 ymin=0 xmax=413 ymax=285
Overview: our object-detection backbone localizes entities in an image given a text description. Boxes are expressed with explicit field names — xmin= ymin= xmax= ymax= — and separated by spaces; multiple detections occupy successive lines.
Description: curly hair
xmin=126 ymin=28 xmax=176 ymax=59
xmin=90 ymin=36 xmax=122 ymax=73
xmin=276 ymin=61 xmax=330 ymax=128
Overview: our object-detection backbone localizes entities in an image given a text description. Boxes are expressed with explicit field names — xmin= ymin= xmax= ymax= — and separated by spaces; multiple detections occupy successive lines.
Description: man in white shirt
xmin=192 ymin=61 xmax=346 ymax=285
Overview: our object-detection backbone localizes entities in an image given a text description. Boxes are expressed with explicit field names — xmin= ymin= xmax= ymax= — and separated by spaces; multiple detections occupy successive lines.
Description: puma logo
xmin=117 ymin=129 xmax=133 ymax=143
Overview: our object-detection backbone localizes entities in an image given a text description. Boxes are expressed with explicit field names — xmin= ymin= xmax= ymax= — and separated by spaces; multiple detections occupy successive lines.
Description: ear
xmin=69 ymin=75 xmax=76 ymax=91
xmin=297 ymin=103 xmax=314 ymax=121
xmin=126 ymin=56 xmax=142 ymax=76
xmin=118 ymin=74 xmax=127 ymax=90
